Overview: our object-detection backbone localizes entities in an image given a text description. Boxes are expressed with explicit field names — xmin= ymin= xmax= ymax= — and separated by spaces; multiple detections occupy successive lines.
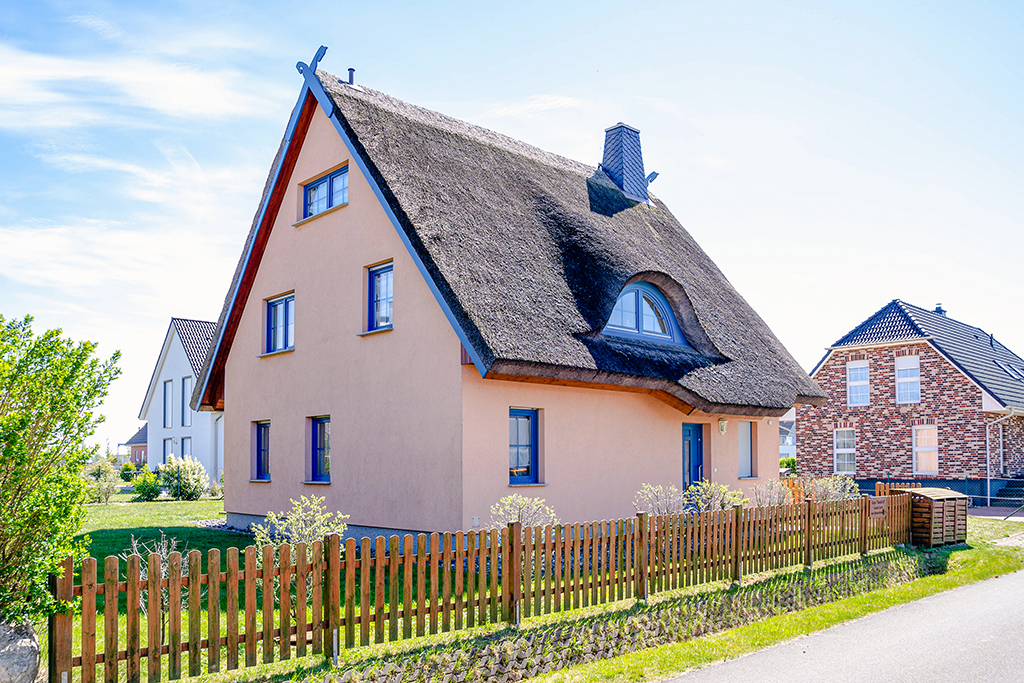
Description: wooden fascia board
xmin=195 ymin=87 xmax=318 ymax=410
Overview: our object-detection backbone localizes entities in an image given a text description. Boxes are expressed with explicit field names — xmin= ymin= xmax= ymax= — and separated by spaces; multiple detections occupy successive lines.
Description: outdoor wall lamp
xmin=718 ymin=419 xmax=728 ymax=435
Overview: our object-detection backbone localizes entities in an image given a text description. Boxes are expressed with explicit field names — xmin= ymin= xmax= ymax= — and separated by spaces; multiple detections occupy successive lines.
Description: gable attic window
xmin=603 ymin=282 xmax=692 ymax=347
xmin=368 ymin=263 xmax=393 ymax=332
xmin=304 ymin=166 xmax=349 ymax=219
xmin=846 ymin=360 xmax=869 ymax=407
xmin=895 ymin=355 xmax=921 ymax=404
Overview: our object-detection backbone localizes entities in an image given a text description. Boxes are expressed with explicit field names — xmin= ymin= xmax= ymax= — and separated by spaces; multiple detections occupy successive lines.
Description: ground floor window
xmin=834 ymin=428 xmax=855 ymax=474
xmin=738 ymin=421 xmax=754 ymax=478
xmin=311 ymin=417 xmax=331 ymax=482
xmin=913 ymin=425 xmax=938 ymax=474
xmin=163 ymin=438 xmax=173 ymax=464
xmin=509 ymin=409 xmax=538 ymax=484
xmin=255 ymin=421 xmax=271 ymax=480
xmin=181 ymin=436 xmax=191 ymax=459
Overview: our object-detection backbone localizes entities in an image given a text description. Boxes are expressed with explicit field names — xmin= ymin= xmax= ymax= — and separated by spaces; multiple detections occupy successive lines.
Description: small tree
xmin=133 ymin=469 xmax=161 ymax=501
xmin=489 ymin=494 xmax=559 ymax=528
xmin=633 ymin=483 xmax=686 ymax=516
xmin=119 ymin=462 xmax=136 ymax=482
xmin=158 ymin=454 xmax=209 ymax=501
xmin=682 ymin=480 xmax=748 ymax=511
xmin=84 ymin=459 xmax=119 ymax=504
xmin=803 ymin=475 xmax=860 ymax=501
xmin=750 ymin=478 xmax=795 ymax=507
xmin=0 ymin=315 xmax=120 ymax=624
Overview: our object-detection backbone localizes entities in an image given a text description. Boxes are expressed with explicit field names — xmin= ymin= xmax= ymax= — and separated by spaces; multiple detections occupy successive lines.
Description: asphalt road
xmin=670 ymin=570 xmax=1024 ymax=683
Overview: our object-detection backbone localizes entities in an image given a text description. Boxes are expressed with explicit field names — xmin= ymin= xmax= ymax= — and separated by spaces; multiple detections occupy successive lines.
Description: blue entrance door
xmin=682 ymin=423 xmax=703 ymax=488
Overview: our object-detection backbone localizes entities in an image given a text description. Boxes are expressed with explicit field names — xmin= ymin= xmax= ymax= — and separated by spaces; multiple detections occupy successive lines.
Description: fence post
xmin=859 ymin=495 xmax=869 ymax=555
xmin=48 ymin=557 xmax=73 ymax=683
xmin=508 ymin=522 xmax=522 ymax=626
xmin=804 ymin=499 xmax=814 ymax=569
xmin=636 ymin=513 xmax=649 ymax=601
xmin=327 ymin=534 xmax=341 ymax=661
xmin=732 ymin=504 xmax=742 ymax=584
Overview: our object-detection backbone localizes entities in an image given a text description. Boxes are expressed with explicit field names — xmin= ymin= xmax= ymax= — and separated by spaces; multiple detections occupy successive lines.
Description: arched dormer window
xmin=603 ymin=282 xmax=693 ymax=348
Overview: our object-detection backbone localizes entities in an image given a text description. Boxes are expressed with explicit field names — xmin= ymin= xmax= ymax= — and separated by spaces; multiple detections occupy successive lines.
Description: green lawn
xmin=78 ymin=497 xmax=248 ymax=565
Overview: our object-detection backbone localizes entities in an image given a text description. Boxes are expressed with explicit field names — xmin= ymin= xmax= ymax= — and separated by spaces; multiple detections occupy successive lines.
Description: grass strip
xmin=536 ymin=540 xmax=1024 ymax=682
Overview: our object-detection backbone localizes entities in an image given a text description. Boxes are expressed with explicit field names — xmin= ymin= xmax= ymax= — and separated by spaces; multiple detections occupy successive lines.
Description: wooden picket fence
xmin=48 ymin=495 xmax=911 ymax=683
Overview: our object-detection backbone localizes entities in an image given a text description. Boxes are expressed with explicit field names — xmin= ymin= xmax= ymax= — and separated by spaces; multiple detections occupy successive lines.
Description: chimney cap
xmin=934 ymin=303 xmax=947 ymax=316
xmin=604 ymin=122 xmax=640 ymax=134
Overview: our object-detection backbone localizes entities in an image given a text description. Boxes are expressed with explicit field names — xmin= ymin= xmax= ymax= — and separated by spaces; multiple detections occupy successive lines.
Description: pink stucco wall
xmin=223 ymin=106 xmax=782 ymax=534
xmin=223 ymin=107 xmax=465 ymax=532
xmin=460 ymin=369 xmax=779 ymax=529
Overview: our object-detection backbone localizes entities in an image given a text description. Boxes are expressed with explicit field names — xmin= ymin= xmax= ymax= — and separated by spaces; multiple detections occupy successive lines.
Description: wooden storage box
xmin=894 ymin=487 xmax=968 ymax=548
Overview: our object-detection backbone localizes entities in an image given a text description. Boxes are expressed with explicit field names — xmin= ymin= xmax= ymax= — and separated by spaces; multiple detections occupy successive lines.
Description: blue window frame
xmin=368 ymin=264 xmax=393 ymax=331
xmin=509 ymin=409 xmax=539 ymax=485
xmin=303 ymin=166 xmax=349 ymax=218
xmin=603 ymin=282 xmax=692 ymax=348
xmin=312 ymin=417 xmax=331 ymax=482
xmin=267 ymin=294 xmax=295 ymax=352
xmin=255 ymin=422 xmax=270 ymax=480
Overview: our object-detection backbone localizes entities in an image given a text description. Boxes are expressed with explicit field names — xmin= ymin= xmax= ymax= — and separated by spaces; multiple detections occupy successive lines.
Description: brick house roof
xmin=824 ymin=299 xmax=1024 ymax=411
xmin=124 ymin=423 xmax=147 ymax=446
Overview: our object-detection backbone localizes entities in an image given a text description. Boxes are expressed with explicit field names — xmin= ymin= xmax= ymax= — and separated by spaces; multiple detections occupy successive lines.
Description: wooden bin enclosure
xmin=897 ymin=487 xmax=968 ymax=548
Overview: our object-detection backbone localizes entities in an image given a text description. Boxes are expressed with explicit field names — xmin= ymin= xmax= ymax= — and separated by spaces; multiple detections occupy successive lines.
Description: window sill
xmin=292 ymin=202 xmax=347 ymax=228
xmin=258 ymin=348 xmax=294 ymax=358
xmin=508 ymin=483 xmax=547 ymax=488
xmin=738 ymin=477 xmax=760 ymax=480
xmin=249 ymin=479 xmax=271 ymax=483
xmin=302 ymin=480 xmax=331 ymax=485
xmin=357 ymin=326 xmax=393 ymax=337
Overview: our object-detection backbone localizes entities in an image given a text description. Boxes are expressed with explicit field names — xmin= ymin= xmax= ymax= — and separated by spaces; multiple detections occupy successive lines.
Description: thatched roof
xmin=194 ymin=69 xmax=825 ymax=416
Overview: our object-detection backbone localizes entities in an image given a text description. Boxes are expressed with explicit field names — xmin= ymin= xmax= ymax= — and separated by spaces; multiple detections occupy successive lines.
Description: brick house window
xmin=834 ymin=428 xmax=855 ymax=474
xmin=846 ymin=361 xmax=869 ymax=407
xmin=913 ymin=425 xmax=938 ymax=475
xmin=895 ymin=355 xmax=921 ymax=404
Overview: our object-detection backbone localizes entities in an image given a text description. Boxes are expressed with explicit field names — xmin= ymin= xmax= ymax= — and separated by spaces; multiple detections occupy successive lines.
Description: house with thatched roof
xmin=192 ymin=47 xmax=826 ymax=534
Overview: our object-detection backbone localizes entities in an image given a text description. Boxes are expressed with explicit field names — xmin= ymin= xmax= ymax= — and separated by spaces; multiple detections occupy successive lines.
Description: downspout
xmin=987 ymin=409 xmax=1020 ymax=506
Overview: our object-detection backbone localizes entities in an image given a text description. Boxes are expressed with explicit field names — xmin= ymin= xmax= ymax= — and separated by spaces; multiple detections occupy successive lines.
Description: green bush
xmin=132 ymin=470 xmax=161 ymax=501
xmin=84 ymin=460 xmax=119 ymax=504
xmin=682 ymin=479 xmax=748 ymax=511
xmin=158 ymin=454 xmax=209 ymax=501
xmin=119 ymin=461 xmax=136 ymax=482
xmin=780 ymin=456 xmax=797 ymax=473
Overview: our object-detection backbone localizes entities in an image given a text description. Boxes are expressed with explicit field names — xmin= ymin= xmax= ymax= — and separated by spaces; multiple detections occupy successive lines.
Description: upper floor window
xmin=895 ymin=355 xmax=921 ymax=404
xmin=163 ymin=380 xmax=173 ymax=428
xmin=267 ymin=294 xmax=295 ymax=353
xmin=913 ymin=425 xmax=938 ymax=475
xmin=509 ymin=409 xmax=539 ymax=485
xmin=311 ymin=417 xmax=331 ymax=483
xmin=181 ymin=376 xmax=193 ymax=427
xmin=368 ymin=264 xmax=393 ymax=331
xmin=603 ymin=282 xmax=692 ymax=347
xmin=846 ymin=361 xmax=869 ymax=407
xmin=304 ymin=167 xmax=349 ymax=218
xmin=834 ymin=428 xmax=855 ymax=474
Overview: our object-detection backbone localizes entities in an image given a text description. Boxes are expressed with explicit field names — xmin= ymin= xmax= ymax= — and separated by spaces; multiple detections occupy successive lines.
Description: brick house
xmin=797 ymin=300 xmax=1024 ymax=504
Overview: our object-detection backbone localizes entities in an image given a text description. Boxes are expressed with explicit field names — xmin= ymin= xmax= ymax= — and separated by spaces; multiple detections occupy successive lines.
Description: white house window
xmin=738 ymin=421 xmax=754 ymax=478
xmin=896 ymin=355 xmax=921 ymax=404
xmin=181 ymin=376 xmax=193 ymax=427
xmin=181 ymin=437 xmax=192 ymax=458
xmin=163 ymin=380 xmax=173 ymax=428
xmin=162 ymin=438 xmax=173 ymax=464
xmin=846 ymin=360 xmax=869 ymax=407
xmin=913 ymin=425 xmax=938 ymax=474
xmin=834 ymin=428 xmax=856 ymax=474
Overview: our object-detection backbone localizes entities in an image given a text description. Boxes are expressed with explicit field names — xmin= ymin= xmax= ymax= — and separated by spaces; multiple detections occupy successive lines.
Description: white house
xmin=139 ymin=318 xmax=223 ymax=483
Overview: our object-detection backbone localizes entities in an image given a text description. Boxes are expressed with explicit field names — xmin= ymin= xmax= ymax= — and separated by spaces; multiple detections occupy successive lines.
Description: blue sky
xmin=2 ymin=1 xmax=1023 ymax=451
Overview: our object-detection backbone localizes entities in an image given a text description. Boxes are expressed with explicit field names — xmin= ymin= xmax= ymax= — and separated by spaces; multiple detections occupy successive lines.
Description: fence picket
xmin=389 ymin=536 xmax=400 ymax=641
xmin=454 ymin=531 xmax=464 ymax=631
xmin=360 ymin=537 xmax=371 ymax=646
xmin=295 ymin=543 xmax=307 ymax=658
xmin=261 ymin=545 xmax=274 ymax=664
xmin=104 ymin=556 xmax=120 ymax=683
xmin=345 ymin=537 xmax=356 ymax=648
xmin=441 ymin=533 xmax=452 ymax=633
xmin=244 ymin=547 xmax=256 ymax=668
xmin=208 ymin=548 xmax=221 ymax=672
xmin=188 ymin=551 xmax=201 ymax=676
xmin=279 ymin=544 xmax=291 ymax=660
xmin=167 ymin=552 xmax=180 ymax=680
xmin=226 ymin=549 xmax=239 ymax=671
xmin=403 ymin=535 xmax=414 ymax=639
xmin=416 ymin=534 xmax=427 ymax=637
xmin=429 ymin=533 xmax=440 ymax=634
xmin=82 ymin=558 xmax=97 ymax=683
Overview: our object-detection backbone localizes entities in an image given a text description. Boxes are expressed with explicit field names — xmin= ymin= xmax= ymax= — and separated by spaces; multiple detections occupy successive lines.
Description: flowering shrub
xmin=489 ymin=494 xmax=559 ymax=528
xmin=803 ymin=474 xmax=860 ymax=501
xmin=751 ymin=478 xmax=795 ymax=507
xmin=682 ymin=479 xmax=748 ymax=511
xmin=633 ymin=483 xmax=686 ymax=516
xmin=158 ymin=454 xmax=208 ymax=501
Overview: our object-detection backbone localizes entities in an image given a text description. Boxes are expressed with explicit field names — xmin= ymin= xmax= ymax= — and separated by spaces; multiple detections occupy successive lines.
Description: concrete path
xmin=969 ymin=506 xmax=1024 ymax=520
xmin=668 ymin=570 xmax=1024 ymax=682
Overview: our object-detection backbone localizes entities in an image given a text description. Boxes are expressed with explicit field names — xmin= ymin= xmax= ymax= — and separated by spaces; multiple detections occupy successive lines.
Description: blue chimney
xmin=601 ymin=122 xmax=649 ymax=203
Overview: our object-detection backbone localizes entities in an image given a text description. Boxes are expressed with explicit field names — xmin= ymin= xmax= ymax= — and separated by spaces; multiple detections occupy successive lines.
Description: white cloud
xmin=67 ymin=15 xmax=123 ymax=41
xmin=0 ymin=42 xmax=288 ymax=131
xmin=482 ymin=94 xmax=585 ymax=119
